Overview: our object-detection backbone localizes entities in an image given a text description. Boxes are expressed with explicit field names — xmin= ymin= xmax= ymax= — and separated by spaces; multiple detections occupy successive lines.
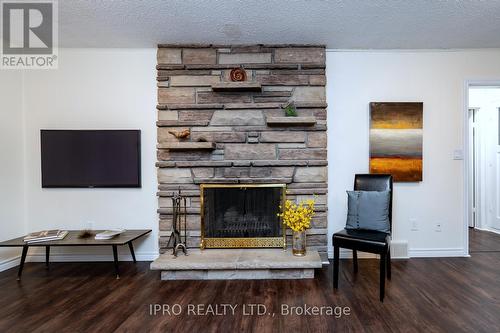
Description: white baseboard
xmin=0 ymin=252 xmax=159 ymax=272
xmin=2 ymin=245 xmax=468 ymax=273
xmin=408 ymin=248 xmax=467 ymax=257
xmin=327 ymin=241 xmax=409 ymax=259
xmin=27 ymin=252 xmax=159 ymax=262
xmin=474 ymin=226 xmax=500 ymax=235
xmin=327 ymin=241 xmax=468 ymax=259
xmin=0 ymin=255 xmax=21 ymax=272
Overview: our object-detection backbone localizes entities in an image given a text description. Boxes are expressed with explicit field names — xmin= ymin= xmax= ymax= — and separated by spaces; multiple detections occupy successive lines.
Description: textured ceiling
xmin=59 ymin=0 xmax=500 ymax=48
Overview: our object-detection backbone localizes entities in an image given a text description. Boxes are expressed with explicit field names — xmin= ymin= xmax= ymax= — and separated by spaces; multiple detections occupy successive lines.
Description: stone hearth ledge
xmin=150 ymin=249 xmax=323 ymax=280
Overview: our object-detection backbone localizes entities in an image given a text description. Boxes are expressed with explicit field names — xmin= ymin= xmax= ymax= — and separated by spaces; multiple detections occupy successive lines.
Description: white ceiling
xmin=59 ymin=0 xmax=500 ymax=49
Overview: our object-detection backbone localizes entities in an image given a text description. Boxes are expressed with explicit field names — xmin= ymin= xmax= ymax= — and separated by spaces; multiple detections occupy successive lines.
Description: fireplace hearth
xmin=201 ymin=184 xmax=286 ymax=249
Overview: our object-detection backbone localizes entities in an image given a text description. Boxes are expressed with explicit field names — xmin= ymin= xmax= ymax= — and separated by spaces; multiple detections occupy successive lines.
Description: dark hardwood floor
xmin=1 ymin=235 xmax=500 ymax=332
xmin=469 ymin=228 xmax=500 ymax=252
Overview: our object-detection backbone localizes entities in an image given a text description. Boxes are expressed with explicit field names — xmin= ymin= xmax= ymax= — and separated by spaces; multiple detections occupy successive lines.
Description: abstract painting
xmin=369 ymin=102 xmax=423 ymax=182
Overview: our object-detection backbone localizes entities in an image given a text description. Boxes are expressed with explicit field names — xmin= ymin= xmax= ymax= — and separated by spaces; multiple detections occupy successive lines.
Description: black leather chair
xmin=332 ymin=174 xmax=393 ymax=302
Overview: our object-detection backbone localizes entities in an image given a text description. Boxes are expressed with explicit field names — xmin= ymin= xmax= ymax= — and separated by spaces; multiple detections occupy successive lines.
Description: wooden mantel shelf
xmin=211 ymin=82 xmax=262 ymax=92
xmin=266 ymin=116 xmax=317 ymax=126
xmin=157 ymin=142 xmax=216 ymax=151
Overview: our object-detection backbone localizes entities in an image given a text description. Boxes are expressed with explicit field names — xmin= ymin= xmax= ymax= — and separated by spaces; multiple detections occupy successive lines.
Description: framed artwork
xmin=369 ymin=102 xmax=423 ymax=182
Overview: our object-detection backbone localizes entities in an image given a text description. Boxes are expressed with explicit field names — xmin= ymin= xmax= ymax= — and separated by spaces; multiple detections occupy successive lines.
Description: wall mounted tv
xmin=41 ymin=130 xmax=141 ymax=188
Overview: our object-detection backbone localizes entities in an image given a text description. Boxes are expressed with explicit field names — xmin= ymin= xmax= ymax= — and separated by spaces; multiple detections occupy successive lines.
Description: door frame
xmin=463 ymin=80 xmax=500 ymax=255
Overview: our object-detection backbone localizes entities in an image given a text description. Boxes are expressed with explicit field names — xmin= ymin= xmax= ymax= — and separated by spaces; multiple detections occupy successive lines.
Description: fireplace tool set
xmin=166 ymin=189 xmax=188 ymax=257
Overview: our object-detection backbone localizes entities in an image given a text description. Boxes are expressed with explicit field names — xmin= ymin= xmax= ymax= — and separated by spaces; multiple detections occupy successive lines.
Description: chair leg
xmin=352 ymin=249 xmax=358 ymax=273
xmin=387 ymin=247 xmax=391 ymax=280
xmin=333 ymin=245 xmax=339 ymax=289
xmin=45 ymin=246 xmax=50 ymax=270
xmin=380 ymin=252 xmax=386 ymax=302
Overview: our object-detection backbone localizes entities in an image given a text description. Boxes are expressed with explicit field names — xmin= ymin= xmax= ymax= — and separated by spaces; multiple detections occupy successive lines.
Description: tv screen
xmin=41 ymin=130 xmax=141 ymax=188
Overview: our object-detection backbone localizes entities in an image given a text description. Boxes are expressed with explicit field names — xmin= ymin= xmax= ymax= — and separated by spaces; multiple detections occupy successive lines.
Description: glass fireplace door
xmin=200 ymin=184 xmax=286 ymax=249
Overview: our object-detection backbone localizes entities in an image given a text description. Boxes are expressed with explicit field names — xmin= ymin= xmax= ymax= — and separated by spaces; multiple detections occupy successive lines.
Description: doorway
xmin=467 ymin=85 xmax=500 ymax=252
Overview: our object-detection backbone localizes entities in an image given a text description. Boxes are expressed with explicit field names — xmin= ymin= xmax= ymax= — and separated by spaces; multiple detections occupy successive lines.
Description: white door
xmin=491 ymin=107 xmax=500 ymax=231
xmin=482 ymin=104 xmax=500 ymax=232
xmin=469 ymin=87 xmax=500 ymax=232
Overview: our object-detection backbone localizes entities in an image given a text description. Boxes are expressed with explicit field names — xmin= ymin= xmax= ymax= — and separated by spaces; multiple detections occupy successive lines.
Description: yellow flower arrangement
xmin=278 ymin=198 xmax=316 ymax=232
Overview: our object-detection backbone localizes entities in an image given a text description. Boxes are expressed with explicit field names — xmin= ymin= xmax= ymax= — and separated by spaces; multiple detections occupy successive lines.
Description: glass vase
xmin=292 ymin=230 xmax=306 ymax=256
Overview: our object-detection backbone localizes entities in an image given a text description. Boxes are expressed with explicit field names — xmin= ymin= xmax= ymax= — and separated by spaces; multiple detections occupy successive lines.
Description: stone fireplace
xmin=156 ymin=44 xmax=328 ymax=258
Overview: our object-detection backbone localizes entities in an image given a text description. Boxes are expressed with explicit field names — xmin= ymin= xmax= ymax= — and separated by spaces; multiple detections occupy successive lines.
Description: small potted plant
xmin=282 ymin=101 xmax=297 ymax=117
xmin=278 ymin=198 xmax=316 ymax=256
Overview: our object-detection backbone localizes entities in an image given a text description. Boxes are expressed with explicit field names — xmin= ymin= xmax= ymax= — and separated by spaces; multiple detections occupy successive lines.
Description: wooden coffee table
xmin=0 ymin=229 xmax=151 ymax=280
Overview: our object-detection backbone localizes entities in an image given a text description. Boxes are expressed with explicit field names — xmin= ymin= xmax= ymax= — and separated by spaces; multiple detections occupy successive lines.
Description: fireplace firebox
xmin=200 ymin=184 xmax=286 ymax=249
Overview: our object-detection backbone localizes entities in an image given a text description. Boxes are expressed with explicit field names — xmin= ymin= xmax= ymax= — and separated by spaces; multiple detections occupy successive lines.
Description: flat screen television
xmin=41 ymin=130 xmax=141 ymax=188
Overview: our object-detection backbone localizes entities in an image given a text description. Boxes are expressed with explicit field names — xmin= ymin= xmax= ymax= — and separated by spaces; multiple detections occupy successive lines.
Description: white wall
xmin=21 ymin=48 xmax=158 ymax=261
xmin=3 ymin=48 xmax=500 ymax=269
xmin=0 ymin=71 xmax=26 ymax=270
xmin=327 ymin=49 xmax=500 ymax=257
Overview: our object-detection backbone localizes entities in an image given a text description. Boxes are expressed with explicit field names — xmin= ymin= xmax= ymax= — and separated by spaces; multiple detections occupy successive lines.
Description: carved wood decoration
xmin=168 ymin=129 xmax=190 ymax=139
xmin=230 ymin=67 xmax=247 ymax=82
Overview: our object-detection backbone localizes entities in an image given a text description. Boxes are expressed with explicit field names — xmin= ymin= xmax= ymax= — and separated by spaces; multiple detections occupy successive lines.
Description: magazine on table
xmin=23 ymin=230 xmax=68 ymax=243
xmin=95 ymin=229 xmax=126 ymax=240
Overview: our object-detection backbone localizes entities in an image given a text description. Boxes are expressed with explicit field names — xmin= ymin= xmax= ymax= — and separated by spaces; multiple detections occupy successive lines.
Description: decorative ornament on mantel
xmin=283 ymin=101 xmax=298 ymax=117
xmin=229 ymin=67 xmax=247 ymax=82
xmin=168 ymin=129 xmax=190 ymax=139
xmin=278 ymin=197 xmax=316 ymax=256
